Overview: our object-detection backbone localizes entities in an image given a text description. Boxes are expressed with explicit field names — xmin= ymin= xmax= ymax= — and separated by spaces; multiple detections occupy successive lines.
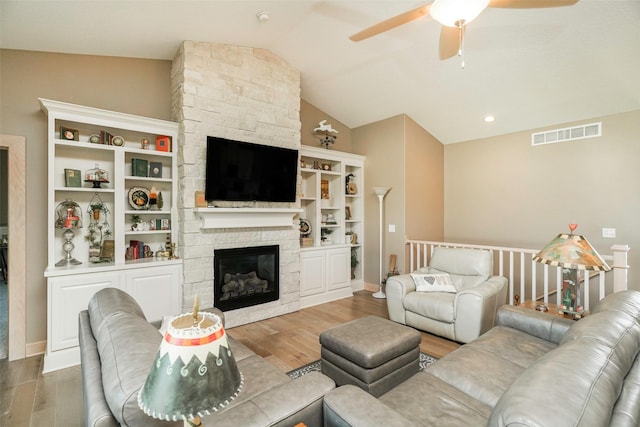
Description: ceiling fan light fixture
xmin=430 ymin=0 xmax=490 ymax=27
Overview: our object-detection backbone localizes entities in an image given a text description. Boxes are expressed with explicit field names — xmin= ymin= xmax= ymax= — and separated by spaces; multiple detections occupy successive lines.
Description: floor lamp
xmin=372 ymin=187 xmax=390 ymax=299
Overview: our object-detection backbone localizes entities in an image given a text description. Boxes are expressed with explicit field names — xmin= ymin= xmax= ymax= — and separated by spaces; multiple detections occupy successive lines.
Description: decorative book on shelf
xmin=156 ymin=135 xmax=171 ymax=152
xmin=149 ymin=161 xmax=162 ymax=178
xmin=132 ymin=158 xmax=148 ymax=177
xmin=64 ymin=168 xmax=81 ymax=187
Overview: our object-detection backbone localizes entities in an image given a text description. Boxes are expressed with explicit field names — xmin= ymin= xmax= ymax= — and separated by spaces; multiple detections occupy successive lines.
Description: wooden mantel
xmin=194 ymin=207 xmax=303 ymax=229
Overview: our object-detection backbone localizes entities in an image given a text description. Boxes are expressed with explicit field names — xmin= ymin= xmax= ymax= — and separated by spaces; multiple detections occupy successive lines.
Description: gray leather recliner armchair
xmin=386 ymin=246 xmax=508 ymax=343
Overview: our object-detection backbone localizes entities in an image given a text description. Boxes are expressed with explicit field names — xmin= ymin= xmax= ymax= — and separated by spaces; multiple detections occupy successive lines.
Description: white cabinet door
xmin=300 ymin=250 xmax=326 ymax=297
xmin=326 ymin=247 xmax=350 ymax=291
xmin=124 ymin=264 xmax=182 ymax=322
xmin=48 ymin=271 xmax=121 ymax=352
xmin=300 ymin=246 xmax=351 ymax=308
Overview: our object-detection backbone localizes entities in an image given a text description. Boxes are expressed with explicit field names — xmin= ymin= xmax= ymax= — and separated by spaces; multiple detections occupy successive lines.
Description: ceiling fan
xmin=350 ymin=0 xmax=579 ymax=62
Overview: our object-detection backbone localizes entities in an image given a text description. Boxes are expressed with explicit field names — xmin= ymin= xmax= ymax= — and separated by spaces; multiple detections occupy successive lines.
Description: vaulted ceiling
xmin=2 ymin=0 xmax=639 ymax=143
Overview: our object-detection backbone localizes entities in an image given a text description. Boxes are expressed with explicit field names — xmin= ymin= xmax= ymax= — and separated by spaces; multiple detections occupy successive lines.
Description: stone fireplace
xmin=171 ymin=41 xmax=302 ymax=328
xmin=214 ymin=245 xmax=279 ymax=312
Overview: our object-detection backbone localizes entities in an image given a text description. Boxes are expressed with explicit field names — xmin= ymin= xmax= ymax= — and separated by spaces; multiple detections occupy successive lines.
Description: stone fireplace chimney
xmin=171 ymin=41 xmax=302 ymax=327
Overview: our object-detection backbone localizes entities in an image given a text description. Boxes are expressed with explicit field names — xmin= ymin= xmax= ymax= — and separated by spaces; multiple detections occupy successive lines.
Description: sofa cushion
xmin=404 ymin=291 xmax=456 ymax=323
xmin=560 ymin=309 xmax=640 ymax=389
xmin=206 ymin=372 xmax=334 ymax=427
xmin=411 ymin=273 xmax=457 ymax=293
xmin=429 ymin=247 xmax=492 ymax=276
xmin=428 ymin=248 xmax=492 ymax=292
xmin=426 ymin=325 xmax=558 ymax=408
xmin=489 ymin=337 xmax=631 ymax=426
xmin=88 ymin=287 xmax=147 ymax=337
xmin=427 ymin=267 xmax=487 ymax=292
xmin=610 ymin=352 xmax=640 ymax=426
xmin=380 ymin=371 xmax=492 ymax=425
xmin=222 ymin=354 xmax=292 ymax=412
xmin=95 ymin=311 xmax=162 ymax=427
xmin=591 ymin=289 xmax=640 ymax=318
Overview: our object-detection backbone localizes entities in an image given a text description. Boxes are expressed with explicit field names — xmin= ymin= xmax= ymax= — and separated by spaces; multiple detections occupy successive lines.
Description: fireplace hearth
xmin=214 ymin=245 xmax=279 ymax=311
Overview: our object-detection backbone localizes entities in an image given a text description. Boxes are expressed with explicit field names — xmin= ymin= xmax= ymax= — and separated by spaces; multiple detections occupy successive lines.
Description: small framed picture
xmin=321 ymin=179 xmax=329 ymax=199
xmin=60 ymin=126 xmax=79 ymax=141
xmin=100 ymin=239 xmax=115 ymax=261
xmin=149 ymin=161 xmax=163 ymax=178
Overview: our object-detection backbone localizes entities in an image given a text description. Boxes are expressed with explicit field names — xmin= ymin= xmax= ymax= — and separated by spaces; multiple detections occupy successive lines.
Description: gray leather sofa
xmin=78 ymin=287 xmax=335 ymax=427
xmin=324 ymin=290 xmax=640 ymax=426
xmin=386 ymin=247 xmax=508 ymax=343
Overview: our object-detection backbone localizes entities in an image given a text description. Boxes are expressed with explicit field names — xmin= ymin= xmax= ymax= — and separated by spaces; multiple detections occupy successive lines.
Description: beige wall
xmin=352 ymin=114 xmax=446 ymax=286
xmin=352 ymin=115 xmax=405 ymax=286
xmin=300 ymin=99 xmax=352 ymax=152
xmin=0 ymin=49 xmax=171 ymax=346
xmin=445 ymin=110 xmax=640 ymax=290
xmin=404 ymin=116 xmax=444 ymax=243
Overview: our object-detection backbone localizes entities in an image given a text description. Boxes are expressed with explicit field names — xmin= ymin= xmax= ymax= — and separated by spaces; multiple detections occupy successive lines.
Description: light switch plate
xmin=602 ymin=228 xmax=616 ymax=238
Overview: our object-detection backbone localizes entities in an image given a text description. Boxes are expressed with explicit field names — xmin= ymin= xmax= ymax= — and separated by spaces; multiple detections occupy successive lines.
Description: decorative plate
xmin=112 ymin=135 xmax=125 ymax=146
xmin=128 ymin=187 xmax=150 ymax=210
xmin=299 ymin=219 xmax=312 ymax=237
xmin=89 ymin=134 xmax=101 ymax=144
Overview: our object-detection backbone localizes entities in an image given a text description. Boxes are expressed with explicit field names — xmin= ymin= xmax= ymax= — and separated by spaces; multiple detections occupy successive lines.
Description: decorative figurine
xmin=313 ymin=120 xmax=339 ymax=149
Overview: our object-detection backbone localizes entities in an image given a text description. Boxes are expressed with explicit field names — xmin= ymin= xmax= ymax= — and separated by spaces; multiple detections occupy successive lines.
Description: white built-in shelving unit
xmin=40 ymin=99 xmax=182 ymax=372
xmin=299 ymin=146 xmax=365 ymax=307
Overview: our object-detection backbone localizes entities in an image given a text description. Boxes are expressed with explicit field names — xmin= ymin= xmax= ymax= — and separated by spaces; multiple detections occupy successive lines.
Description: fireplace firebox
xmin=214 ymin=245 xmax=279 ymax=311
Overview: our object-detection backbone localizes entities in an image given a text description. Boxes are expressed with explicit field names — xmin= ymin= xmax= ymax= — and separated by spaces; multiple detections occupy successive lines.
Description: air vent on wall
xmin=531 ymin=122 xmax=601 ymax=146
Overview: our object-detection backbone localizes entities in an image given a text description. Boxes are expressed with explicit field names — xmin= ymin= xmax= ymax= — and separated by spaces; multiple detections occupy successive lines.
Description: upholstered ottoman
xmin=319 ymin=315 xmax=421 ymax=397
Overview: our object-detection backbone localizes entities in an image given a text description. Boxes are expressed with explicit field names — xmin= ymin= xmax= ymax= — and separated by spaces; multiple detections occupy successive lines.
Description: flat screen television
xmin=205 ymin=136 xmax=299 ymax=203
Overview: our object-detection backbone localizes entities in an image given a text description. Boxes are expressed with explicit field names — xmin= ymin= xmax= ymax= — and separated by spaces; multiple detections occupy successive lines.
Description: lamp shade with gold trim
xmin=138 ymin=311 xmax=243 ymax=423
xmin=533 ymin=232 xmax=610 ymax=271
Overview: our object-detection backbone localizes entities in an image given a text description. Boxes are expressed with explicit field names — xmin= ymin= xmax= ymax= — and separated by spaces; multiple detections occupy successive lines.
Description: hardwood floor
xmin=230 ymin=290 xmax=461 ymax=372
xmin=0 ymin=290 xmax=460 ymax=426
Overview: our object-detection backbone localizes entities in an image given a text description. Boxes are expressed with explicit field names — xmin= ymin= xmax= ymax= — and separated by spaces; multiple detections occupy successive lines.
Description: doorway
xmin=0 ymin=134 xmax=26 ymax=361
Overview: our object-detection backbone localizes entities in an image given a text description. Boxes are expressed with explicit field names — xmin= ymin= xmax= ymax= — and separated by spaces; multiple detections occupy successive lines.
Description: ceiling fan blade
xmin=489 ymin=0 xmax=578 ymax=8
xmin=349 ymin=3 xmax=432 ymax=42
xmin=439 ymin=26 xmax=460 ymax=60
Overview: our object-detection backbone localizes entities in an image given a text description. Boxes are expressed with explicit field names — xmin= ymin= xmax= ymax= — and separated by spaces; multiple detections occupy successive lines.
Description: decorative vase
xmin=88 ymin=246 xmax=101 ymax=263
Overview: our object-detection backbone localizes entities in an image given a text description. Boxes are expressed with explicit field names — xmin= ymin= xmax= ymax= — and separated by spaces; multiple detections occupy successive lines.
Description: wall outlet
xmin=602 ymin=228 xmax=616 ymax=238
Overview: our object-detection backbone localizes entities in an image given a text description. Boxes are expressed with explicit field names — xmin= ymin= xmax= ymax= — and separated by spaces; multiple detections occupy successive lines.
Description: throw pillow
xmin=411 ymin=273 xmax=457 ymax=293
xmin=427 ymin=267 xmax=488 ymax=292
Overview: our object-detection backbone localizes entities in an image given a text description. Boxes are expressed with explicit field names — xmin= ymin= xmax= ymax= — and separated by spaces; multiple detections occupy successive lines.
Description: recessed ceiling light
xmin=484 ymin=115 xmax=495 ymax=123
xmin=256 ymin=11 xmax=270 ymax=22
